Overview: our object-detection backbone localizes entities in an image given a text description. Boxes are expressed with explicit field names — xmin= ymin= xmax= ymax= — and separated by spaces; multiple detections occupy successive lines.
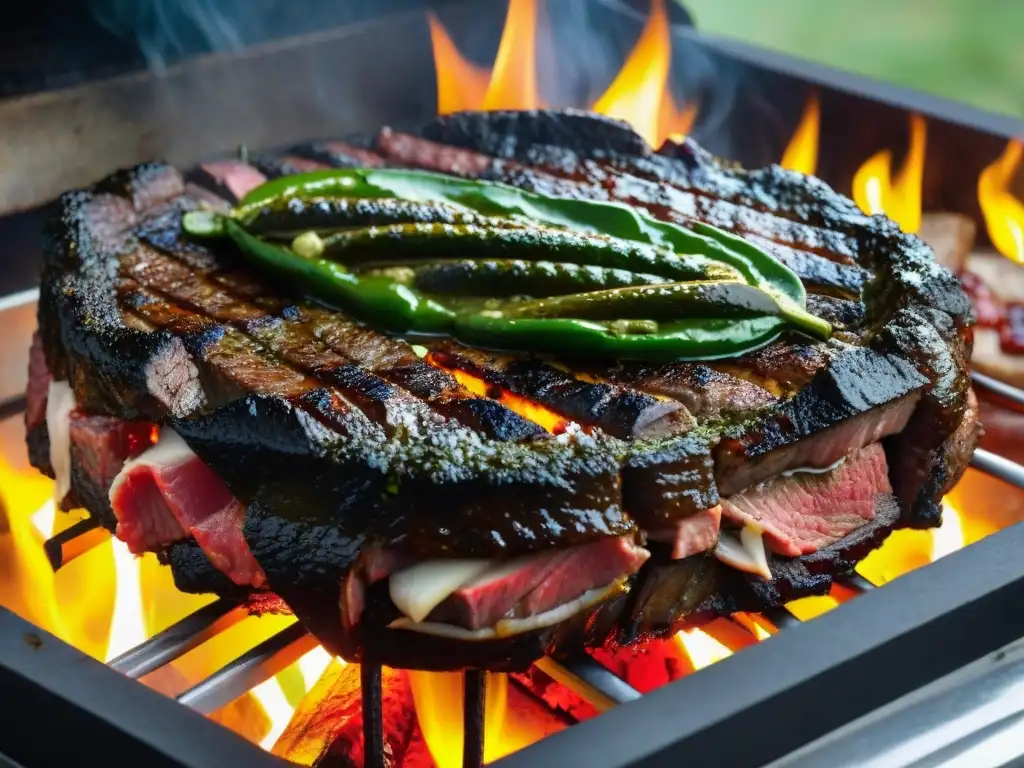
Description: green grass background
xmin=685 ymin=0 xmax=1024 ymax=120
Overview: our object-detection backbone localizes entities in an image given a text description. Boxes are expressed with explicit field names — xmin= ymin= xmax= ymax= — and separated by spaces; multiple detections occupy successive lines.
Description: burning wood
xmin=272 ymin=662 xmax=418 ymax=767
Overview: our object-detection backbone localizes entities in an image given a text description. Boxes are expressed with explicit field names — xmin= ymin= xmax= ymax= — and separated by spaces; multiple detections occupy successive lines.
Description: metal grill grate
xmin=4 ymin=274 xmax=1023 ymax=767
xmin=33 ymin=435 xmax=1024 ymax=767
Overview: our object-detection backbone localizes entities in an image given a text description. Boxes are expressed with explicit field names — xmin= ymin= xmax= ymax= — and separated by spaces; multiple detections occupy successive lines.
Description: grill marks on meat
xmin=714 ymin=346 xmax=927 ymax=495
xmin=34 ymin=109 xmax=979 ymax=670
xmin=376 ymin=129 xmax=863 ymax=269
xmin=721 ymin=443 xmax=891 ymax=557
xmin=123 ymin=239 xmax=545 ymax=443
xmin=602 ymin=361 xmax=777 ymax=421
xmin=429 ymin=343 xmax=692 ymax=441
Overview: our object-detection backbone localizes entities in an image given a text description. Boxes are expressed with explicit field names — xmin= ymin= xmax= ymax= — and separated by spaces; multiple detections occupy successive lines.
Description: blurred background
xmin=685 ymin=0 xmax=1024 ymax=119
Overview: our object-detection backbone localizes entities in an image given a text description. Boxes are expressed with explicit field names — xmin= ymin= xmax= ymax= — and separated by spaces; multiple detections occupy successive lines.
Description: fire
xmin=660 ymin=91 xmax=698 ymax=144
xmin=675 ymin=627 xmax=733 ymax=671
xmin=253 ymin=646 xmax=334 ymax=750
xmin=106 ymin=539 xmax=147 ymax=660
xmin=482 ymin=0 xmax=539 ymax=111
xmin=428 ymin=13 xmax=490 ymax=114
xmin=977 ymin=139 xmax=1024 ymax=263
xmin=591 ymin=0 xmax=670 ymax=147
xmin=852 ymin=113 xmax=927 ymax=233
xmin=856 ymin=498 xmax=965 ymax=586
xmin=780 ymin=92 xmax=820 ymax=176
xmin=428 ymin=356 xmax=569 ymax=433
xmin=408 ymin=671 xmax=508 ymax=767
xmin=427 ymin=0 xmax=696 ymax=148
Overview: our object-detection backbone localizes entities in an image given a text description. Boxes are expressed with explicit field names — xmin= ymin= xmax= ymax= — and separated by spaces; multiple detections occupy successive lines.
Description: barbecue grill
xmin=1 ymin=2 xmax=1023 ymax=767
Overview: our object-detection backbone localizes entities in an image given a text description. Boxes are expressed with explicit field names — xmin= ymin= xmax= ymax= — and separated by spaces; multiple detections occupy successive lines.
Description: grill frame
xmin=0 ymin=608 xmax=284 ymax=768
xmin=1 ymin=4 xmax=1023 ymax=759
xmin=3 ymin=278 xmax=1024 ymax=767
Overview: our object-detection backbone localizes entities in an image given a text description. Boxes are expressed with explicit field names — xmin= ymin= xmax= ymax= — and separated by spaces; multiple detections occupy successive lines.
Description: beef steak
xmin=28 ymin=109 xmax=979 ymax=670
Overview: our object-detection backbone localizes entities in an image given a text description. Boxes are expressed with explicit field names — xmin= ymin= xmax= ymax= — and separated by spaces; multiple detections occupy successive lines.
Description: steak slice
xmin=109 ymin=429 xmax=267 ymax=588
xmin=30 ymin=108 xmax=979 ymax=670
xmin=426 ymin=536 xmax=651 ymax=630
xmin=66 ymin=413 xmax=157 ymax=529
xmin=721 ymin=442 xmax=891 ymax=557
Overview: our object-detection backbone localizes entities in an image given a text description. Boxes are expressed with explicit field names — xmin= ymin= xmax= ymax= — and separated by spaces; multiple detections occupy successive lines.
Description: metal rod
xmin=840 ymin=572 xmax=877 ymax=593
xmin=534 ymin=655 xmax=641 ymax=713
xmin=463 ymin=670 xmax=486 ymax=768
xmin=0 ymin=395 xmax=27 ymax=422
xmin=108 ymin=598 xmax=247 ymax=679
xmin=970 ymin=448 xmax=1024 ymax=490
xmin=762 ymin=607 xmax=801 ymax=631
xmin=972 ymin=371 xmax=1024 ymax=414
xmin=43 ymin=518 xmax=109 ymax=571
xmin=176 ymin=623 xmax=317 ymax=714
xmin=361 ymin=663 xmax=385 ymax=768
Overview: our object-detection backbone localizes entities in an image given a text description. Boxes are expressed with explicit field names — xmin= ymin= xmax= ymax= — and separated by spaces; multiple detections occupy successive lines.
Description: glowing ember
xmin=675 ymin=627 xmax=732 ymax=670
xmin=780 ymin=92 xmax=820 ymax=176
xmin=852 ymin=113 xmax=927 ymax=233
xmin=408 ymin=671 xmax=509 ymax=767
xmin=977 ymin=139 xmax=1024 ymax=264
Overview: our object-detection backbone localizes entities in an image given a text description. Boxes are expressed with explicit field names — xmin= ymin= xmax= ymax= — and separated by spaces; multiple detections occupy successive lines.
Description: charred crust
xmin=38 ymin=109 xmax=980 ymax=669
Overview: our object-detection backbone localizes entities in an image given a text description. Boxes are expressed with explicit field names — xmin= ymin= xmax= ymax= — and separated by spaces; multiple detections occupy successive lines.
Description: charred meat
xmin=27 ymin=109 xmax=979 ymax=670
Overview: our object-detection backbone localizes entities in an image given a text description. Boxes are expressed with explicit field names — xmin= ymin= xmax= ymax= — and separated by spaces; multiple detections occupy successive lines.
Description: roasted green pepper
xmin=182 ymin=168 xmax=831 ymax=362
xmin=406 ymin=259 xmax=667 ymax=297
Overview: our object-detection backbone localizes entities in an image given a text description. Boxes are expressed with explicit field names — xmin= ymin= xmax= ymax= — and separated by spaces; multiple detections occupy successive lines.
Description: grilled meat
xmin=27 ymin=109 xmax=980 ymax=670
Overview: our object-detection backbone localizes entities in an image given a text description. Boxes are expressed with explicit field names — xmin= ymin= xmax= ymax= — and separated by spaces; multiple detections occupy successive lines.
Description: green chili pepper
xmin=500 ymin=281 xmax=784 ymax=321
xmin=407 ymin=259 xmax=667 ymax=297
xmin=222 ymin=220 xmax=454 ymax=333
xmin=298 ymin=222 xmax=737 ymax=284
xmin=180 ymin=167 xmax=832 ymax=362
xmin=232 ymin=168 xmax=826 ymax=330
xmin=240 ymin=196 xmax=490 ymax=236
xmin=235 ymin=168 xmax=801 ymax=295
xmin=453 ymin=314 xmax=785 ymax=362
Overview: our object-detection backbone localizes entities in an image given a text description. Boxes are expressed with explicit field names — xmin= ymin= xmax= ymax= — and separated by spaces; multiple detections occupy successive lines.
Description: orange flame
xmin=429 ymin=356 xmax=569 ymax=433
xmin=780 ymin=92 xmax=820 ymax=176
xmin=660 ymin=89 xmax=698 ymax=145
xmin=483 ymin=0 xmax=540 ymax=110
xmin=428 ymin=12 xmax=491 ymax=114
xmin=978 ymin=139 xmax=1024 ymax=264
xmin=427 ymin=0 xmax=694 ymax=148
xmin=852 ymin=113 xmax=927 ymax=234
xmin=591 ymin=0 xmax=671 ymax=147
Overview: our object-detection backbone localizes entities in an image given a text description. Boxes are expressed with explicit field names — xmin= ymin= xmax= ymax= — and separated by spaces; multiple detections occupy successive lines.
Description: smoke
xmin=84 ymin=0 xmax=762 ymax=161
xmin=90 ymin=0 xmax=248 ymax=73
